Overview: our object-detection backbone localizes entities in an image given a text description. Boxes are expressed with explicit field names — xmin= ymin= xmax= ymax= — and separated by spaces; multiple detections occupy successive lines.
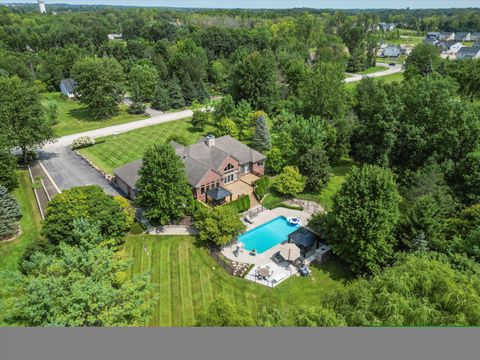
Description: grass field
xmin=0 ymin=171 xmax=42 ymax=272
xmin=42 ymin=92 xmax=148 ymax=137
xmin=124 ymin=234 xmax=351 ymax=326
xmin=358 ymin=65 xmax=389 ymax=75
xmin=79 ymin=119 xmax=214 ymax=173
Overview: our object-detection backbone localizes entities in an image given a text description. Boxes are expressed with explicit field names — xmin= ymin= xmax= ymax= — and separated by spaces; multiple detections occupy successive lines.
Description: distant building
xmin=379 ymin=23 xmax=396 ymax=32
xmin=426 ymin=32 xmax=440 ymax=40
xmin=107 ymin=33 xmax=123 ymax=41
xmin=454 ymin=32 xmax=471 ymax=42
xmin=381 ymin=46 xmax=401 ymax=58
xmin=456 ymin=46 xmax=480 ymax=60
xmin=38 ymin=0 xmax=46 ymax=14
xmin=436 ymin=41 xmax=463 ymax=54
xmin=470 ymin=33 xmax=480 ymax=42
xmin=423 ymin=38 xmax=439 ymax=46
xmin=59 ymin=78 xmax=77 ymax=99
xmin=438 ymin=32 xmax=455 ymax=41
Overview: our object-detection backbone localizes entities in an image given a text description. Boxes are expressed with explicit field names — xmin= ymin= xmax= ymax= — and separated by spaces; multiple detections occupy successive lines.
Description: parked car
xmin=389 ymin=62 xmax=396 ymax=66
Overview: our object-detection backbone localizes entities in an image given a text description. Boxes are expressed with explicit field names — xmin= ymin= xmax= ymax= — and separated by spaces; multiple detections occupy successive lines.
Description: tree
xmin=299 ymin=148 xmax=331 ymax=193
xmin=167 ymin=76 xmax=185 ymax=109
xmin=230 ymin=49 xmax=279 ymax=112
xmin=251 ymin=114 xmax=271 ymax=153
xmin=213 ymin=95 xmax=235 ymax=123
xmin=9 ymin=220 xmax=154 ymax=326
xmin=0 ymin=186 xmax=21 ymax=240
xmin=216 ymin=118 xmax=239 ymax=138
xmin=266 ymin=147 xmax=285 ymax=175
xmin=321 ymin=165 xmax=401 ymax=274
xmin=443 ymin=59 xmax=480 ymax=102
xmin=301 ymin=61 xmax=347 ymax=120
xmin=191 ymin=109 xmax=209 ymax=130
xmin=272 ymin=166 xmax=306 ymax=197
xmin=0 ymin=76 xmax=56 ymax=163
xmin=0 ymin=139 xmax=18 ymax=191
xmin=195 ymin=205 xmax=246 ymax=246
xmin=42 ymin=186 xmax=128 ymax=246
xmin=404 ymin=43 xmax=441 ymax=79
xmin=128 ymin=62 xmax=159 ymax=102
xmin=151 ymin=85 xmax=170 ymax=111
xmin=454 ymin=152 xmax=480 ymax=206
xmin=197 ymin=298 xmax=254 ymax=326
xmin=71 ymin=57 xmax=125 ymax=119
xmin=293 ymin=306 xmax=346 ymax=327
xmin=135 ymin=143 xmax=192 ymax=225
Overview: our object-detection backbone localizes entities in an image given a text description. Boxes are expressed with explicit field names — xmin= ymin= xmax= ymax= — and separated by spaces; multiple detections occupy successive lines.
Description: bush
xmin=166 ymin=134 xmax=190 ymax=146
xmin=227 ymin=195 xmax=251 ymax=212
xmin=114 ymin=196 xmax=136 ymax=228
xmin=272 ymin=166 xmax=305 ymax=197
xmin=254 ymin=176 xmax=270 ymax=200
xmin=0 ymin=186 xmax=21 ymax=240
xmin=71 ymin=136 xmax=96 ymax=149
xmin=128 ymin=102 xmax=147 ymax=114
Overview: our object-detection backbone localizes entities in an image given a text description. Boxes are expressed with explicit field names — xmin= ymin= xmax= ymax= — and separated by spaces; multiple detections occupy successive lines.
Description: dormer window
xmin=224 ymin=163 xmax=234 ymax=172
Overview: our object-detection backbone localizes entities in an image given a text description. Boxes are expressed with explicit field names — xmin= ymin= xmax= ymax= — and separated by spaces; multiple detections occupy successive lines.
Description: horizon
xmin=7 ymin=1 xmax=480 ymax=10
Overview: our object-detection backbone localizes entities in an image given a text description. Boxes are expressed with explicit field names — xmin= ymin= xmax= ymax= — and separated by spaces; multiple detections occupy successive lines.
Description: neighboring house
xmin=107 ymin=33 xmax=123 ymax=40
xmin=426 ymin=32 xmax=440 ymax=40
xmin=436 ymin=41 xmax=463 ymax=54
xmin=470 ymin=32 xmax=480 ymax=42
xmin=379 ymin=23 xmax=396 ymax=32
xmin=456 ymin=46 xmax=480 ymax=60
xmin=423 ymin=38 xmax=439 ymax=46
xmin=59 ymin=78 xmax=77 ymax=99
xmin=114 ymin=135 xmax=266 ymax=202
xmin=381 ymin=46 xmax=401 ymax=58
xmin=438 ymin=32 xmax=455 ymax=41
xmin=454 ymin=32 xmax=471 ymax=42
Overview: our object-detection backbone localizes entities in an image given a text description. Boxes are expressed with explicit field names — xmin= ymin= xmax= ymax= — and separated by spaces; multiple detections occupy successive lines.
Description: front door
xmin=242 ymin=163 xmax=250 ymax=174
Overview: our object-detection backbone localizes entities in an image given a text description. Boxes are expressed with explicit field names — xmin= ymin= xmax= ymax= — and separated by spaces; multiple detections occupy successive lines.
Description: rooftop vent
xmin=205 ymin=134 xmax=215 ymax=147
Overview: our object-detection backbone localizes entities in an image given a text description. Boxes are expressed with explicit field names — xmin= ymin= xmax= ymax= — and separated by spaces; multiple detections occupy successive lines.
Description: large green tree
xmin=195 ymin=205 xmax=246 ymax=246
xmin=298 ymin=147 xmax=331 ymax=193
xmin=251 ymin=114 xmax=271 ymax=153
xmin=135 ymin=143 xmax=193 ymax=225
xmin=42 ymin=185 xmax=128 ymax=246
xmin=404 ymin=43 xmax=441 ymax=79
xmin=320 ymin=165 xmax=401 ymax=274
xmin=128 ymin=62 xmax=160 ymax=102
xmin=272 ymin=166 xmax=306 ymax=197
xmin=71 ymin=57 xmax=125 ymax=119
xmin=0 ymin=76 xmax=56 ymax=163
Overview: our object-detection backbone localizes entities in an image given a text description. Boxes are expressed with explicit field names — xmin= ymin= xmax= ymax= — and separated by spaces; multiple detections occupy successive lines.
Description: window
xmin=201 ymin=186 xmax=205 ymax=195
xmin=257 ymin=161 xmax=263 ymax=166
xmin=224 ymin=163 xmax=235 ymax=173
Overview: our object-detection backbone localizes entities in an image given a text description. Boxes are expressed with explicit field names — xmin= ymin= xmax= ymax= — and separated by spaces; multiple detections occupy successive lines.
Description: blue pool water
xmin=239 ymin=216 xmax=300 ymax=254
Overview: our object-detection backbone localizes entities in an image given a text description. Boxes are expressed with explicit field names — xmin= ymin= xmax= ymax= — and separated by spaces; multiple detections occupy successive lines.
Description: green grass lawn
xmin=79 ymin=119 xmax=214 ymax=173
xmin=0 ymin=171 xmax=42 ymax=272
xmin=124 ymin=234 xmax=351 ymax=326
xmin=358 ymin=65 xmax=389 ymax=75
xmin=42 ymin=92 xmax=148 ymax=137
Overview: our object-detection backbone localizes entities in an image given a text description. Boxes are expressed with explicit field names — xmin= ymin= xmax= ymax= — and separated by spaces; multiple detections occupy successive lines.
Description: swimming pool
xmin=239 ymin=216 xmax=300 ymax=254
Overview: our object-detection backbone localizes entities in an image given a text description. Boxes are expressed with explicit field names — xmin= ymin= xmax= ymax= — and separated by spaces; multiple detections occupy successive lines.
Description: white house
xmin=456 ymin=46 xmax=480 ymax=60
xmin=437 ymin=41 xmax=463 ymax=55
xmin=379 ymin=23 xmax=396 ymax=32
xmin=60 ymin=78 xmax=77 ymax=99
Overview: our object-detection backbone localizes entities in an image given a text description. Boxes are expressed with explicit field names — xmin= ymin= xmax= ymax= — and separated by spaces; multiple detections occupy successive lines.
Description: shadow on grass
xmin=68 ymin=107 xmax=119 ymax=122
xmin=311 ymin=256 xmax=354 ymax=283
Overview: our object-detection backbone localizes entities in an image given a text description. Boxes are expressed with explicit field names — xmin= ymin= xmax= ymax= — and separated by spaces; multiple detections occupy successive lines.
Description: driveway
xmin=40 ymin=108 xmax=194 ymax=194
xmin=345 ymin=62 xmax=403 ymax=83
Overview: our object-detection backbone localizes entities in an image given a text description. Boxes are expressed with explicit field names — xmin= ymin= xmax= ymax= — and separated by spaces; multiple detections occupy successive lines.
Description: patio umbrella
xmin=279 ymin=243 xmax=301 ymax=261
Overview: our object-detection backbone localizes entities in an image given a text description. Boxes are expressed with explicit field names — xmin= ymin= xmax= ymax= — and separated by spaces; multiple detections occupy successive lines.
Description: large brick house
xmin=114 ymin=135 xmax=266 ymax=202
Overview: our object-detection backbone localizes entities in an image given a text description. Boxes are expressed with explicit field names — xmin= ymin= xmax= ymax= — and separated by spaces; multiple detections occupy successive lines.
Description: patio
xmin=224 ymin=174 xmax=260 ymax=208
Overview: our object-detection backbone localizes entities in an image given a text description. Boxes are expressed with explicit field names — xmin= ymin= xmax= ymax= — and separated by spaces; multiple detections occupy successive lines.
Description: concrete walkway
xmin=39 ymin=108 xmax=194 ymax=192
xmin=345 ymin=62 xmax=402 ymax=83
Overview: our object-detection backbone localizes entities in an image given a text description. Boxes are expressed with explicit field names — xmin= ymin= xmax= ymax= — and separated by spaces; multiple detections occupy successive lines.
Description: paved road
xmin=345 ymin=62 xmax=403 ymax=83
xmin=40 ymin=109 xmax=194 ymax=193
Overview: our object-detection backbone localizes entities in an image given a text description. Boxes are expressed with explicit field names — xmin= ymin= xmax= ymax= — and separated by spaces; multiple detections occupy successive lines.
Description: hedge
xmin=254 ymin=176 xmax=270 ymax=199
xmin=227 ymin=195 xmax=251 ymax=213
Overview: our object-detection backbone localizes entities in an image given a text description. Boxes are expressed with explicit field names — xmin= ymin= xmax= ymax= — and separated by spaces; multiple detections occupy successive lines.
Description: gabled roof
xmin=454 ymin=32 xmax=470 ymax=40
xmin=114 ymin=159 xmax=142 ymax=190
xmin=60 ymin=78 xmax=76 ymax=93
xmin=457 ymin=46 xmax=480 ymax=56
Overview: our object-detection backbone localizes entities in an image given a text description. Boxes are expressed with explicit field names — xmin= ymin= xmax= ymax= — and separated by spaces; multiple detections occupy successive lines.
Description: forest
xmin=1 ymin=4 xmax=480 ymax=327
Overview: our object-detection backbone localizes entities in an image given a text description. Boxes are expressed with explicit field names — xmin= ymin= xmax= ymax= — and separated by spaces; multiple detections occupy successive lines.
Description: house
xmin=438 ymin=32 xmax=455 ymax=41
xmin=379 ymin=23 xmax=396 ymax=32
xmin=59 ymin=78 xmax=77 ymax=99
xmin=114 ymin=135 xmax=266 ymax=203
xmin=426 ymin=32 xmax=440 ymax=40
xmin=456 ymin=46 xmax=480 ymax=60
xmin=107 ymin=33 xmax=123 ymax=41
xmin=423 ymin=38 xmax=439 ymax=46
xmin=381 ymin=46 xmax=401 ymax=58
xmin=436 ymin=41 xmax=463 ymax=54
xmin=454 ymin=32 xmax=471 ymax=42
xmin=470 ymin=33 xmax=480 ymax=42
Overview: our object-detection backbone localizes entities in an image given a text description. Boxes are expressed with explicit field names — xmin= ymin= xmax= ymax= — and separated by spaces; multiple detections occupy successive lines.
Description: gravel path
xmin=345 ymin=62 xmax=403 ymax=83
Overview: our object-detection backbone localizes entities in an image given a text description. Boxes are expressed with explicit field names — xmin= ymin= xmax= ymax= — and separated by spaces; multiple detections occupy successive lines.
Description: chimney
xmin=205 ymin=135 xmax=215 ymax=147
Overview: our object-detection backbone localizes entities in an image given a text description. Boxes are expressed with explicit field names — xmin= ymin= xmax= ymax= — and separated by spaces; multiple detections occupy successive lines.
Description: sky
xmin=9 ymin=1 xmax=480 ymax=9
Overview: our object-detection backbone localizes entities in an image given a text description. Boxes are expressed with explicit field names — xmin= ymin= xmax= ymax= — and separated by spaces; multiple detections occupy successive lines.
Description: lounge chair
xmin=244 ymin=215 xmax=254 ymax=224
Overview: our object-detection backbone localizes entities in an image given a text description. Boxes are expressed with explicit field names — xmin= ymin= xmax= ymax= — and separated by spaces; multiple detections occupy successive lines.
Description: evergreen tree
xmin=0 ymin=141 xmax=18 ymax=191
xmin=0 ymin=186 xmax=21 ymax=240
xmin=168 ymin=77 xmax=185 ymax=109
xmin=151 ymin=85 xmax=170 ymax=111
xmin=251 ymin=115 xmax=271 ymax=153
xmin=135 ymin=143 xmax=193 ymax=225
xmin=299 ymin=147 xmax=331 ymax=193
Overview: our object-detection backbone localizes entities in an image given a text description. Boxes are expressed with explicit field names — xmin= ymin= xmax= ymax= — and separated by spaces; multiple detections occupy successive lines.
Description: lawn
xmin=358 ymin=65 xmax=388 ymax=75
xmin=0 ymin=171 xmax=42 ymax=272
xmin=42 ymin=92 xmax=148 ymax=137
xmin=78 ymin=119 xmax=214 ymax=173
xmin=124 ymin=234 xmax=351 ymax=326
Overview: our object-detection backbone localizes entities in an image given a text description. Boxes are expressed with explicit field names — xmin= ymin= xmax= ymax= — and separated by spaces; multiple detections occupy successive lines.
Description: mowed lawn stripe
xmin=149 ymin=240 xmax=162 ymax=326
xmin=170 ymin=240 xmax=183 ymax=326
xmin=159 ymin=238 xmax=172 ymax=326
xmin=179 ymin=240 xmax=195 ymax=325
xmin=189 ymin=247 xmax=209 ymax=321
xmin=79 ymin=119 xmax=215 ymax=174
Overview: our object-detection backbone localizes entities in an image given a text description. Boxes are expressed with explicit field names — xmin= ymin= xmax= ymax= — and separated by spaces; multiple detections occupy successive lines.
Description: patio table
xmin=257 ymin=268 xmax=270 ymax=279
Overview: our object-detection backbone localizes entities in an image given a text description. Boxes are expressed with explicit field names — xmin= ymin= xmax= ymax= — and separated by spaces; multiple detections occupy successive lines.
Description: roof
xmin=60 ymin=78 xmax=76 ymax=93
xmin=206 ymin=187 xmax=232 ymax=201
xmin=457 ymin=46 xmax=480 ymax=56
xmin=383 ymin=46 xmax=401 ymax=56
xmin=454 ymin=32 xmax=470 ymax=39
xmin=423 ymin=38 xmax=438 ymax=45
xmin=440 ymin=32 xmax=454 ymax=36
xmin=114 ymin=159 xmax=142 ymax=190
xmin=427 ymin=32 xmax=440 ymax=36
xmin=437 ymin=41 xmax=462 ymax=49
xmin=289 ymin=228 xmax=320 ymax=249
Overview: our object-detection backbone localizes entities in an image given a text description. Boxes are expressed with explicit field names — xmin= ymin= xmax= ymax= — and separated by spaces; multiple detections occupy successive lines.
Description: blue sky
xmin=12 ymin=1 xmax=480 ymax=9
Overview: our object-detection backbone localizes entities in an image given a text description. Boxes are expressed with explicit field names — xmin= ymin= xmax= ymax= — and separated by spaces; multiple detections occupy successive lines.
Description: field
xmin=125 ymin=234 xmax=350 ymax=326
xmin=0 ymin=171 xmax=42 ymax=272
xmin=79 ymin=119 xmax=214 ymax=173
xmin=42 ymin=92 xmax=148 ymax=136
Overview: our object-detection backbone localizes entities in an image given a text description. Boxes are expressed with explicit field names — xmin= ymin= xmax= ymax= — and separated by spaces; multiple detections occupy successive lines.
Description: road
xmin=39 ymin=108 xmax=194 ymax=194
xmin=345 ymin=62 xmax=403 ymax=83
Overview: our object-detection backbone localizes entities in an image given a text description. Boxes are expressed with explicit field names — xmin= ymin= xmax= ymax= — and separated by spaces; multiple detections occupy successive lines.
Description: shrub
xmin=166 ymin=134 xmax=190 ymax=146
xmin=0 ymin=186 xmax=21 ymax=240
xmin=254 ymin=176 xmax=270 ymax=200
xmin=195 ymin=205 xmax=246 ymax=246
xmin=114 ymin=196 xmax=136 ymax=228
xmin=128 ymin=102 xmax=146 ymax=114
xmin=272 ymin=166 xmax=305 ymax=197
xmin=71 ymin=136 xmax=96 ymax=149
xmin=228 ymin=195 xmax=251 ymax=212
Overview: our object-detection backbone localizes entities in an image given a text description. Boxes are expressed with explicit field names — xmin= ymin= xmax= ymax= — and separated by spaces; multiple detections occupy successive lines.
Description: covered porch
xmin=205 ymin=187 xmax=233 ymax=205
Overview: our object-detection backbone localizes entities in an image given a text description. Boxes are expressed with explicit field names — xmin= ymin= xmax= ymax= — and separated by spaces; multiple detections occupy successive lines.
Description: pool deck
xmin=221 ymin=207 xmax=312 ymax=287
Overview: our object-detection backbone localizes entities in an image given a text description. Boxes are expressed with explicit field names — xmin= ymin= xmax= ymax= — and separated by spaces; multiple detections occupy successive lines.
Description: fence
xmin=289 ymin=199 xmax=324 ymax=214
xmin=242 ymin=205 xmax=266 ymax=219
